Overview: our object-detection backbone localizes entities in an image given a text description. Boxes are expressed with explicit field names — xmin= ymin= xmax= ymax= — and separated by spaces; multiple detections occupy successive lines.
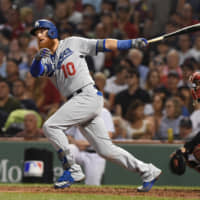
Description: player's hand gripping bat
xmin=148 ymin=23 xmax=200 ymax=44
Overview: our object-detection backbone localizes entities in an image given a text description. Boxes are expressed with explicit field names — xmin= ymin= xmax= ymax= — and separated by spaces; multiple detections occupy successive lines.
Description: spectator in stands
xmin=15 ymin=112 xmax=44 ymax=140
xmin=0 ymin=0 xmax=12 ymax=24
xmin=161 ymin=49 xmax=182 ymax=86
xmin=24 ymin=73 xmax=61 ymax=118
xmin=82 ymin=0 xmax=102 ymax=13
xmin=28 ymin=0 xmax=53 ymax=21
xmin=0 ymin=79 xmax=21 ymax=130
xmin=178 ymin=86 xmax=194 ymax=115
xmin=127 ymin=49 xmax=149 ymax=88
xmin=115 ymin=0 xmax=138 ymax=39
xmin=54 ymin=1 xmax=68 ymax=27
xmin=179 ymin=3 xmax=199 ymax=27
xmin=144 ymin=68 xmax=161 ymax=98
xmin=178 ymin=59 xmax=195 ymax=88
xmin=100 ymin=0 xmax=115 ymax=13
xmin=93 ymin=72 xmax=107 ymax=97
xmin=166 ymin=71 xmax=180 ymax=96
xmin=19 ymin=47 xmax=38 ymax=79
xmin=0 ymin=47 xmax=7 ymax=78
xmin=18 ymin=33 xmax=31 ymax=53
xmin=100 ymin=12 xmax=122 ymax=39
xmin=65 ymin=0 xmax=83 ymax=25
xmin=114 ymin=68 xmax=150 ymax=118
xmin=143 ymin=0 xmax=174 ymax=37
xmin=125 ymin=100 xmax=154 ymax=139
xmin=6 ymin=59 xmax=20 ymax=89
xmin=12 ymin=79 xmax=38 ymax=111
xmin=112 ymin=116 xmax=127 ymax=140
xmin=189 ymin=34 xmax=200 ymax=63
xmin=20 ymin=7 xmax=34 ymax=33
xmin=147 ymin=93 xmax=165 ymax=137
xmin=8 ymin=39 xmax=25 ymax=65
xmin=179 ymin=117 xmax=193 ymax=140
xmin=154 ymin=41 xmax=170 ymax=64
xmin=157 ymin=97 xmax=184 ymax=140
xmin=77 ymin=5 xmax=96 ymax=38
xmin=177 ymin=34 xmax=192 ymax=65
xmin=3 ymin=4 xmax=25 ymax=39
xmin=104 ymin=65 xmax=128 ymax=95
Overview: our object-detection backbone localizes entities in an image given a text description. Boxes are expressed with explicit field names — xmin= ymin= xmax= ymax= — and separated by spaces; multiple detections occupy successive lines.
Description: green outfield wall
xmin=0 ymin=140 xmax=199 ymax=186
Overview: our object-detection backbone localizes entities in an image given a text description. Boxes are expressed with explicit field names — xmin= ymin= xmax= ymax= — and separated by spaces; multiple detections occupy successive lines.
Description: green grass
xmin=0 ymin=193 xmax=198 ymax=200
xmin=0 ymin=184 xmax=199 ymax=200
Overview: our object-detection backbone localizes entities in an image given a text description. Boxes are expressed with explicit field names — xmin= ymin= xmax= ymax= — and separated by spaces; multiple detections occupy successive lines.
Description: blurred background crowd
xmin=0 ymin=0 xmax=200 ymax=141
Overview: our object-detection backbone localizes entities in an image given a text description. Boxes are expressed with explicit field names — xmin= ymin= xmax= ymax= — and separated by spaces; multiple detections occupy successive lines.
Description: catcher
xmin=170 ymin=72 xmax=200 ymax=175
xmin=170 ymin=131 xmax=200 ymax=175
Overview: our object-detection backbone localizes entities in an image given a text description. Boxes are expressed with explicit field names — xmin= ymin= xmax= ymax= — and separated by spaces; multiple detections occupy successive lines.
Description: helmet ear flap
xmin=48 ymin=29 xmax=55 ymax=39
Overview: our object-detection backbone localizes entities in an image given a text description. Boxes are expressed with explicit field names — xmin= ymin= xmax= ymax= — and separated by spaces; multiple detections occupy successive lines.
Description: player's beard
xmin=38 ymin=37 xmax=54 ymax=50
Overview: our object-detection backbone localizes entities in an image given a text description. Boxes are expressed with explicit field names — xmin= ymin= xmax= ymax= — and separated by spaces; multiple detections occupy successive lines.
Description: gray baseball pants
xmin=43 ymin=84 xmax=154 ymax=182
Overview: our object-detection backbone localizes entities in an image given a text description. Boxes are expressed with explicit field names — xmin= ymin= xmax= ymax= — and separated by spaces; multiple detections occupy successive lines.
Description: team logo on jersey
xmin=57 ymin=48 xmax=73 ymax=69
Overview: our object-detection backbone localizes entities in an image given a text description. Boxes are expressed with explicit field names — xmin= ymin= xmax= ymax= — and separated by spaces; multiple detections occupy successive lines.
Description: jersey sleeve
xmin=66 ymin=36 xmax=98 ymax=56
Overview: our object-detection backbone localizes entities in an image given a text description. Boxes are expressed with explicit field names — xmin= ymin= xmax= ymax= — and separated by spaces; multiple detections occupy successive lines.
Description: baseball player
xmin=30 ymin=19 xmax=162 ymax=192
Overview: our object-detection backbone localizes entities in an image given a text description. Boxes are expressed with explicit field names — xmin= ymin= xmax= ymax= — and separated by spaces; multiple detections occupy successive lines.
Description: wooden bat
xmin=147 ymin=23 xmax=200 ymax=44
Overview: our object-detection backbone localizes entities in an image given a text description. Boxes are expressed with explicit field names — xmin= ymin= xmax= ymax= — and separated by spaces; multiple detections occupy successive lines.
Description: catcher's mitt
xmin=169 ymin=149 xmax=186 ymax=175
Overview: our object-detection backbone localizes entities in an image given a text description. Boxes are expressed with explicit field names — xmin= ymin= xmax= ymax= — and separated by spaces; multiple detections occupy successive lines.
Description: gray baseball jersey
xmin=41 ymin=36 xmax=97 ymax=97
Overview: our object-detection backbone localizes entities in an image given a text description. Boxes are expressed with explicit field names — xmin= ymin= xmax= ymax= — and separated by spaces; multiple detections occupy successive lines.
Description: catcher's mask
xmin=169 ymin=149 xmax=186 ymax=175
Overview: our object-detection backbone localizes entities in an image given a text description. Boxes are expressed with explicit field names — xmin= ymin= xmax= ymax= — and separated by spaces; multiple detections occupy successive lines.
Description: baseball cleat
xmin=54 ymin=164 xmax=85 ymax=189
xmin=54 ymin=170 xmax=74 ymax=189
xmin=137 ymin=166 xmax=162 ymax=192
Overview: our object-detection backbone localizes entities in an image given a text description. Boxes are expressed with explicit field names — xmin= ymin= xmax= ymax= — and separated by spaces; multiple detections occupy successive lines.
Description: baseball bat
xmin=147 ymin=23 xmax=200 ymax=44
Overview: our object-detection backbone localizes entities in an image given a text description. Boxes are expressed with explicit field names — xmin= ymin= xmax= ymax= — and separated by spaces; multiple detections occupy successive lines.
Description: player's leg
xmin=80 ymin=116 xmax=162 ymax=192
xmin=42 ymin=87 xmax=103 ymax=188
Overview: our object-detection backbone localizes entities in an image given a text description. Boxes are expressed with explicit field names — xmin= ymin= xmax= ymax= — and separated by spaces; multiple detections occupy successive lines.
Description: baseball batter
xmin=30 ymin=19 xmax=161 ymax=192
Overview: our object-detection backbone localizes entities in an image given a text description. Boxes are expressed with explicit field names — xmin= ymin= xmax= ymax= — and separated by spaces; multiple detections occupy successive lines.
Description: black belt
xmin=67 ymin=88 xmax=83 ymax=100
xmin=67 ymin=85 xmax=99 ymax=100
xmin=85 ymin=149 xmax=96 ymax=153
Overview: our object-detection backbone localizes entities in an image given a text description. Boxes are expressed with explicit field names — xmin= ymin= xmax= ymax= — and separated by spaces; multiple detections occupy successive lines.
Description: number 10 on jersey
xmin=62 ymin=62 xmax=76 ymax=78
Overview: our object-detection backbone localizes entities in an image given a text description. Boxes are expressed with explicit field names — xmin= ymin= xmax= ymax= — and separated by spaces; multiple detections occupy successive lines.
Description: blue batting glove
xmin=131 ymin=38 xmax=148 ymax=49
xmin=35 ymin=48 xmax=51 ymax=61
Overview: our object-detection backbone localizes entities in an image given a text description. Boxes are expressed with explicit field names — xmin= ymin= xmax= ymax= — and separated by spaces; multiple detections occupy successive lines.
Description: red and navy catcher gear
xmin=30 ymin=19 xmax=58 ymax=39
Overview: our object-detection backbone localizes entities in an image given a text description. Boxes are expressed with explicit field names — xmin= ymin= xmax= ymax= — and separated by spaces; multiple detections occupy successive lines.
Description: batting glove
xmin=35 ymin=48 xmax=51 ymax=61
xmin=132 ymin=38 xmax=148 ymax=49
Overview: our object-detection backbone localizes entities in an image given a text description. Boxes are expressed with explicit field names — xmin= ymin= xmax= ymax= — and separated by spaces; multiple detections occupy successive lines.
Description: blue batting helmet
xmin=30 ymin=19 xmax=58 ymax=39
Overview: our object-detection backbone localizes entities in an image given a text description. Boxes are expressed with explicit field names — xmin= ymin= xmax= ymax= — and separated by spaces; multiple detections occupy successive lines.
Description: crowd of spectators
xmin=0 ymin=0 xmax=200 ymax=141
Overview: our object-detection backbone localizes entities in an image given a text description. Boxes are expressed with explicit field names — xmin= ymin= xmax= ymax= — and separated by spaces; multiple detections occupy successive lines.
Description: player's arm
xmin=97 ymin=38 xmax=148 ymax=52
xmin=30 ymin=48 xmax=53 ymax=77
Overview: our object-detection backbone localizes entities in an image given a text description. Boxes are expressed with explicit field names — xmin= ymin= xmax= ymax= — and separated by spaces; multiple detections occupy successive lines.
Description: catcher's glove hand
xmin=189 ymin=71 xmax=200 ymax=105
xmin=35 ymin=48 xmax=51 ymax=61
xmin=132 ymin=38 xmax=148 ymax=49
xmin=169 ymin=149 xmax=186 ymax=175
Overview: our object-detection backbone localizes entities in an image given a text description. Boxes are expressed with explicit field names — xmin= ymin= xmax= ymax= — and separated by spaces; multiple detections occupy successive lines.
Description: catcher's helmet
xmin=30 ymin=19 xmax=58 ymax=39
